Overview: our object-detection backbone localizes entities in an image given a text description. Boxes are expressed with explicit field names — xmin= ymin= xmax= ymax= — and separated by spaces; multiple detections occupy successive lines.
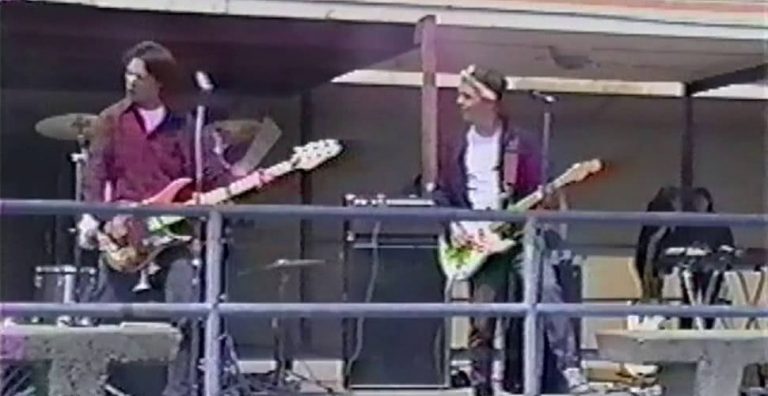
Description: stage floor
xmin=237 ymin=358 xmax=641 ymax=396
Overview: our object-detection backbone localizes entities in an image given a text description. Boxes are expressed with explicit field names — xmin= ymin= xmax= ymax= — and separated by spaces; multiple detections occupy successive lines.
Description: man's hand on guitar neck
xmin=231 ymin=165 xmax=274 ymax=183
xmin=189 ymin=169 xmax=274 ymax=203
xmin=245 ymin=168 xmax=274 ymax=186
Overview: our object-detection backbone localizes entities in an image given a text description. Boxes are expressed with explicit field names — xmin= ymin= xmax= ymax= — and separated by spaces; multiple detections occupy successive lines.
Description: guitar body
xmin=435 ymin=159 xmax=603 ymax=282
xmin=98 ymin=178 xmax=194 ymax=273
xmin=437 ymin=231 xmax=516 ymax=281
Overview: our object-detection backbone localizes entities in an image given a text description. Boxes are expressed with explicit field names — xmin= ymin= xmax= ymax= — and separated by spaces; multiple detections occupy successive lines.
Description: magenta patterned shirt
xmin=84 ymin=99 xmax=236 ymax=203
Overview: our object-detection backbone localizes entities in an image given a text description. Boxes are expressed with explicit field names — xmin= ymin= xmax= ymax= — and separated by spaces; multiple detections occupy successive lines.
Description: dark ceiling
xmin=1 ymin=2 xmax=417 ymax=95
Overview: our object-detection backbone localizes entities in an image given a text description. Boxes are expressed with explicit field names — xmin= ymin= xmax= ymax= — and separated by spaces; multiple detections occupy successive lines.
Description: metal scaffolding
xmin=1 ymin=200 xmax=767 ymax=395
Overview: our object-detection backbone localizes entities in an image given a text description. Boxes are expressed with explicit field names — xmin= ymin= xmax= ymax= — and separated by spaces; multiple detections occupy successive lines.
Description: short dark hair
xmin=122 ymin=41 xmax=184 ymax=100
xmin=469 ymin=65 xmax=508 ymax=100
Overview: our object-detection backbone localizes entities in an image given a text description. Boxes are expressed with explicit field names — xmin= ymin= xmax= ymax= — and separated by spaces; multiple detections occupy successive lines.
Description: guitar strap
xmin=501 ymin=135 xmax=520 ymax=209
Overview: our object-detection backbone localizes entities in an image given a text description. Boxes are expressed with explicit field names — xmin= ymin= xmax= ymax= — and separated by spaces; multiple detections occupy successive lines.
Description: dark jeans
xmin=468 ymin=237 xmax=580 ymax=394
xmin=87 ymin=246 xmax=198 ymax=396
xmin=468 ymin=252 xmax=515 ymax=394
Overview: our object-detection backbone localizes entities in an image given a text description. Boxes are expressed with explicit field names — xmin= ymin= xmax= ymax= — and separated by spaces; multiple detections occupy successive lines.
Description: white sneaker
xmin=563 ymin=367 xmax=593 ymax=394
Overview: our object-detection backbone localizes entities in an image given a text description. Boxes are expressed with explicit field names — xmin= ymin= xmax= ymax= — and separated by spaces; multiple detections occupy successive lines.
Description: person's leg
xmin=501 ymin=264 xmax=524 ymax=394
xmin=468 ymin=254 xmax=509 ymax=396
xmin=158 ymin=247 xmax=199 ymax=396
xmin=538 ymin=251 xmax=594 ymax=393
xmin=88 ymin=257 xmax=165 ymax=395
xmin=539 ymin=252 xmax=580 ymax=372
xmin=86 ymin=256 xmax=144 ymax=305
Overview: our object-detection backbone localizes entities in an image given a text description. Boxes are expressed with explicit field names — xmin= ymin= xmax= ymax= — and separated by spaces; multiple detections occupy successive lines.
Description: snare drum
xmin=33 ymin=265 xmax=96 ymax=303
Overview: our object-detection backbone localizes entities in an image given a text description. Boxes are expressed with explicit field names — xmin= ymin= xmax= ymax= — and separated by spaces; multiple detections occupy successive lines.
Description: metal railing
xmin=1 ymin=199 xmax=767 ymax=396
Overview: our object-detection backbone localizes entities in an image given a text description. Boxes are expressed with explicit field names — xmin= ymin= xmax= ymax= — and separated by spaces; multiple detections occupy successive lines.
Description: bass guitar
xmin=90 ymin=139 xmax=342 ymax=273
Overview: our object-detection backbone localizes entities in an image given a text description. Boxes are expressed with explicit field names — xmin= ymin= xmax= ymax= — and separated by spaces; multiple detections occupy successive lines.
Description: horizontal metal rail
xmin=2 ymin=200 xmax=767 ymax=396
xmin=2 ymin=199 xmax=768 ymax=226
xmin=2 ymin=302 xmax=767 ymax=319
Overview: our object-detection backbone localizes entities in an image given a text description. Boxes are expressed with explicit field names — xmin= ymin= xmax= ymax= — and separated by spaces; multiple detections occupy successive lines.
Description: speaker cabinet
xmin=341 ymin=195 xmax=449 ymax=389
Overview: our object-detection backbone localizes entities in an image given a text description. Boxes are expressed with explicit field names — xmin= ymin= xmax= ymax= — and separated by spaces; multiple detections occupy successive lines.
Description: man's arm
xmin=83 ymin=116 xmax=114 ymax=203
xmin=78 ymin=111 xmax=116 ymax=249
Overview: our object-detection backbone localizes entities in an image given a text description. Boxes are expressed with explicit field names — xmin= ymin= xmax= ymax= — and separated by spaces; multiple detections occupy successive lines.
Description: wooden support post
xmin=416 ymin=15 xmax=438 ymax=194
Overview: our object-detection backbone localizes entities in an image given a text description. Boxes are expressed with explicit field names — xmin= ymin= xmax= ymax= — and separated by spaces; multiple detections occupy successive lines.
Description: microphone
xmin=529 ymin=90 xmax=556 ymax=104
xmin=194 ymin=70 xmax=214 ymax=92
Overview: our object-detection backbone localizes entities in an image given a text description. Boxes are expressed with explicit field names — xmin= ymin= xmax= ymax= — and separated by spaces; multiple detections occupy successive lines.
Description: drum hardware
xmin=205 ymin=117 xmax=282 ymax=172
xmin=35 ymin=113 xmax=99 ymax=310
xmin=34 ymin=113 xmax=98 ymax=142
xmin=258 ymin=259 xmax=336 ymax=394
xmin=32 ymin=265 xmax=96 ymax=326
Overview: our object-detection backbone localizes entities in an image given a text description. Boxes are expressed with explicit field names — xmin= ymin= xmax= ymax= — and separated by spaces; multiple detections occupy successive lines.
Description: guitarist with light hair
xmin=432 ymin=65 xmax=591 ymax=395
xmin=77 ymin=40 xmax=273 ymax=396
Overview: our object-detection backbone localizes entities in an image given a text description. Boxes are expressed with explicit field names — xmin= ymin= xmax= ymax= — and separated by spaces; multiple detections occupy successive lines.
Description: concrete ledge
xmin=597 ymin=329 xmax=768 ymax=363
xmin=0 ymin=324 xmax=181 ymax=396
xmin=597 ymin=330 xmax=768 ymax=396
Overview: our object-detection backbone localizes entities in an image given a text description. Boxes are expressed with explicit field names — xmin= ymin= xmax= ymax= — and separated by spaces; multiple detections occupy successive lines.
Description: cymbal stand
xmin=264 ymin=260 xmax=335 ymax=395
xmin=64 ymin=128 xmax=90 ymax=325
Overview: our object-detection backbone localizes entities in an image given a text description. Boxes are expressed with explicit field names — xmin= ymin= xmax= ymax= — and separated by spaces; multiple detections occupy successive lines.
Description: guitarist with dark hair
xmin=433 ymin=65 xmax=594 ymax=395
xmin=76 ymin=40 xmax=275 ymax=396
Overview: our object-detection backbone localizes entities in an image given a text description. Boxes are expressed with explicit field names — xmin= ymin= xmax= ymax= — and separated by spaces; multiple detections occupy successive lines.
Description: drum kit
xmin=29 ymin=112 xmax=277 ymax=325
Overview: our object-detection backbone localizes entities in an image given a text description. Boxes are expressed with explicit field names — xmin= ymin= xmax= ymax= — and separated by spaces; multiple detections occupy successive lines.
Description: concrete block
xmin=0 ymin=324 xmax=181 ymax=396
xmin=597 ymin=330 xmax=768 ymax=396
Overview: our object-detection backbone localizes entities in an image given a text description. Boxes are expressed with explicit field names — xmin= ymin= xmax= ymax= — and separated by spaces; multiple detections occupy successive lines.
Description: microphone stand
xmin=532 ymin=90 xmax=556 ymax=198
xmin=189 ymin=74 xmax=213 ymax=394
xmin=525 ymin=90 xmax=556 ymax=396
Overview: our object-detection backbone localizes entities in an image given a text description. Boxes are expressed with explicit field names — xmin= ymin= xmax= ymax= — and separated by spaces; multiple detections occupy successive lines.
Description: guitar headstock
xmin=553 ymin=159 xmax=603 ymax=188
xmin=290 ymin=139 xmax=343 ymax=170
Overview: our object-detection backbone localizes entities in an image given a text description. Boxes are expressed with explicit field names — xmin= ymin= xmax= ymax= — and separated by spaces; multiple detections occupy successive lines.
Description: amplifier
xmin=343 ymin=194 xmax=442 ymax=244
xmin=341 ymin=194 xmax=449 ymax=389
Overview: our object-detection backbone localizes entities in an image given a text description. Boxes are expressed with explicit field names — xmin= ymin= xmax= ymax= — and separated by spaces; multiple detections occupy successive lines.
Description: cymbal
xmin=205 ymin=117 xmax=283 ymax=168
xmin=204 ymin=119 xmax=268 ymax=145
xmin=35 ymin=113 xmax=98 ymax=141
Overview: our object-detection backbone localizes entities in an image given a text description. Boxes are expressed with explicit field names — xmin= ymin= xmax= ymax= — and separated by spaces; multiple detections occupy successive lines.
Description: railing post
xmin=522 ymin=217 xmax=541 ymax=396
xmin=204 ymin=211 xmax=223 ymax=396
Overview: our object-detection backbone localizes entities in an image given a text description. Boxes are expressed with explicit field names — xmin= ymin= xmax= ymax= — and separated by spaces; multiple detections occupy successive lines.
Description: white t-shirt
xmin=465 ymin=125 xmax=502 ymax=210
xmin=137 ymin=106 xmax=167 ymax=134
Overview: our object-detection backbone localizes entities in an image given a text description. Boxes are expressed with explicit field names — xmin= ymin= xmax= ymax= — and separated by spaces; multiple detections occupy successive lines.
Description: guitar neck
xmin=188 ymin=161 xmax=294 ymax=205
xmin=511 ymin=188 xmax=546 ymax=211
xmin=509 ymin=174 xmax=572 ymax=212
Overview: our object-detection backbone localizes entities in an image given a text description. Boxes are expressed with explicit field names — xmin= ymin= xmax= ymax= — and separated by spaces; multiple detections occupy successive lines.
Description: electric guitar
xmin=91 ymin=139 xmax=343 ymax=273
xmin=437 ymin=159 xmax=603 ymax=282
